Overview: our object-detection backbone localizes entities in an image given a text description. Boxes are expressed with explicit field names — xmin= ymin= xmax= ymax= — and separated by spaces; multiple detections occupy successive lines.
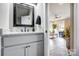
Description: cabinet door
xmin=4 ymin=46 xmax=25 ymax=56
xmin=28 ymin=41 xmax=44 ymax=56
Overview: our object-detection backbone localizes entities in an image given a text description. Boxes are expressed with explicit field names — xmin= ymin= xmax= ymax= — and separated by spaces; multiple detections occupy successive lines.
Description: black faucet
xmin=24 ymin=27 xmax=26 ymax=32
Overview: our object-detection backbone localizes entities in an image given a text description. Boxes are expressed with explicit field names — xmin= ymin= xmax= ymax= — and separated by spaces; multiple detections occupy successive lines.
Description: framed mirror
xmin=13 ymin=3 xmax=34 ymax=27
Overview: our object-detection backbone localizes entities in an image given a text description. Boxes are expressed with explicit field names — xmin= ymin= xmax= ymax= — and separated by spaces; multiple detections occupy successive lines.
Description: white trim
xmin=73 ymin=4 xmax=77 ymax=55
xmin=44 ymin=3 xmax=49 ymax=56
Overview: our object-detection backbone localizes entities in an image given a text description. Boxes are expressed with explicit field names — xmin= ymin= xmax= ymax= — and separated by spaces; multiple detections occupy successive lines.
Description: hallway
xmin=47 ymin=3 xmax=72 ymax=56
xmin=49 ymin=37 xmax=68 ymax=56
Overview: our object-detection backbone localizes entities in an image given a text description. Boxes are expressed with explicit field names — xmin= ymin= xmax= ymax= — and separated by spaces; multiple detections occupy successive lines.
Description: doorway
xmin=46 ymin=3 xmax=74 ymax=56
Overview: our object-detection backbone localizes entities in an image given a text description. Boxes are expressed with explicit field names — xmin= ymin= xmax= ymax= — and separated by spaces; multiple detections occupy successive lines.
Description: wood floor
xmin=49 ymin=37 xmax=68 ymax=56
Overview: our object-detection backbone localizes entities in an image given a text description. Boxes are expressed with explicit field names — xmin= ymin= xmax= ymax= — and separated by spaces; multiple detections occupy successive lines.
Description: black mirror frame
xmin=13 ymin=3 xmax=34 ymax=27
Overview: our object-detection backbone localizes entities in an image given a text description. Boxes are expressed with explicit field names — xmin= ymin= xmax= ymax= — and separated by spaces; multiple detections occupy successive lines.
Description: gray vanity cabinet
xmin=1 ymin=33 xmax=44 ymax=56
xmin=4 ymin=41 xmax=43 ymax=56
xmin=27 ymin=41 xmax=44 ymax=56
xmin=4 ymin=45 xmax=25 ymax=56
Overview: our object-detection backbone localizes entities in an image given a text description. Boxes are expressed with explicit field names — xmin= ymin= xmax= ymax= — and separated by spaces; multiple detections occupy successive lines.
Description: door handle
xmin=24 ymin=45 xmax=30 ymax=56
xmin=45 ymin=30 xmax=47 ymax=33
xmin=25 ymin=46 xmax=30 ymax=48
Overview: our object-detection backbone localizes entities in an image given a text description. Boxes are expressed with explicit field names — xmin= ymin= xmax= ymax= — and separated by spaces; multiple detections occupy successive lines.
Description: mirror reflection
xmin=14 ymin=3 xmax=34 ymax=27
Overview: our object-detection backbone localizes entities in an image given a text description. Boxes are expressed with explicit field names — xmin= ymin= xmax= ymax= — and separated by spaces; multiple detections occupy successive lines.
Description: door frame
xmin=44 ymin=3 xmax=49 ymax=56
xmin=44 ymin=3 xmax=75 ymax=56
xmin=70 ymin=3 xmax=75 ymax=50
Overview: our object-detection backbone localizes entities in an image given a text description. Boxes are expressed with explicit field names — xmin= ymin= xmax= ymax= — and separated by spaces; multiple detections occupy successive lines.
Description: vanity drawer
xmin=3 ymin=34 xmax=44 ymax=47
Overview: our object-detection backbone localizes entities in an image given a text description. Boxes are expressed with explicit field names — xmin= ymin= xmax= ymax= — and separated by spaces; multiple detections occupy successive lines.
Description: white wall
xmin=0 ymin=3 xmax=10 ymax=55
xmin=0 ymin=3 xmax=9 ymax=29
xmin=35 ymin=3 xmax=45 ymax=31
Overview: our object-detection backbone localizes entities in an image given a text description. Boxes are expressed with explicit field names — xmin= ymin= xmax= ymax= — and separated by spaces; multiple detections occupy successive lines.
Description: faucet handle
xmin=27 ymin=29 xmax=29 ymax=32
xmin=21 ymin=29 xmax=23 ymax=32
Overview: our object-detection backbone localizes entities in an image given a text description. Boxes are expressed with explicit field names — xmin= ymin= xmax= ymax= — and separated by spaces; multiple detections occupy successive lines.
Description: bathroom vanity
xmin=0 ymin=3 xmax=44 ymax=56
xmin=0 ymin=32 xmax=44 ymax=56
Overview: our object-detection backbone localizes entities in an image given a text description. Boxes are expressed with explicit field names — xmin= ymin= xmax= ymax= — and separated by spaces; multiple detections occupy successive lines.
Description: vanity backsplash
xmin=2 ymin=26 xmax=43 ymax=33
xmin=10 ymin=27 xmax=33 ymax=32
